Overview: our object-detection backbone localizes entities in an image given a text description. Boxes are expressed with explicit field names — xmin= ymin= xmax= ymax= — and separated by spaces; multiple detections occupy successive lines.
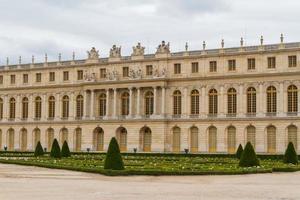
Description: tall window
xmin=121 ymin=92 xmax=129 ymax=116
xmin=288 ymin=55 xmax=297 ymax=67
xmin=145 ymin=91 xmax=154 ymax=116
xmin=190 ymin=90 xmax=199 ymax=115
xmin=36 ymin=73 xmax=42 ymax=82
xmin=49 ymin=72 xmax=55 ymax=82
xmin=9 ymin=98 xmax=16 ymax=119
xmin=146 ymin=65 xmax=153 ymax=76
xmin=247 ymin=87 xmax=256 ymax=114
xmin=247 ymin=58 xmax=256 ymax=70
xmin=77 ymin=70 xmax=83 ymax=80
xmin=98 ymin=93 xmax=106 ymax=117
xmin=10 ymin=75 xmax=16 ymax=84
xmin=208 ymin=126 xmax=217 ymax=153
xmin=209 ymin=61 xmax=217 ymax=72
xmin=209 ymin=89 xmax=218 ymax=115
xmin=0 ymin=75 xmax=3 ymax=84
xmin=174 ymin=63 xmax=181 ymax=74
xmin=172 ymin=127 xmax=181 ymax=152
xmin=288 ymin=125 xmax=297 ymax=150
xmin=227 ymin=126 xmax=236 ymax=153
xmin=0 ymin=98 xmax=3 ymax=119
xmin=123 ymin=67 xmax=129 ymax=77
xmin=267 ymin=57 xmax=276 ymax=68
xmin=267 ymin=86 xmax=277 ymax=113
xmin=62 ymin=95 xmax=69 ymax=118
xmin=23 ymin=74 xmax=28 ymax=84
xmin=267 ymin=126 xmax=276 ymax=153
xmin=63 ymin=71 xmax=69 ymax=81
xmin=191 ymin=62 xmax=199 ymax=73
xmin=173 ymin=90 xmax=182 ymax=115
xmin=48 ymin=96 xmax=55 ymax=119
xmin=76 ymin=95 xmax=84 ymax=118
xmin=100 ymin=68 xmax=106 ymax=78
xmin=22 ymin=97 xmax=28 ymax=119
xmin=227 ymin=88 xmax=237 ymax=115
xmin=228 ymin=59 xmax=236 ymax=71
xmin=288 ymin=85 xmax=298 ymax=113
xmin=35 ymin=96 xmax=42 ymax=119
xmin=190 ymin=127 xmax=199 ymax=153
xmin=247 ymin=126 xmax=256 ymax=148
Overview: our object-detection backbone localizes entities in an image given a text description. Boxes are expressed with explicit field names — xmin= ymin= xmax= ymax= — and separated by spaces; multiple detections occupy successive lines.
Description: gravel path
xmin=0 ymin=163 xmax=299 ymax=200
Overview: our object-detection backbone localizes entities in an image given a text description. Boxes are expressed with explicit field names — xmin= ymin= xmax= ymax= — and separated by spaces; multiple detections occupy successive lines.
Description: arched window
xmin=288 ymin=85 xmax=298 ymax=113
xmin=121 ymin=92 xmax=129 ymax=116
xmin=288 ymin=125 xmax=297 ymax=150
xmin=145 ymin=91 xmax=154 ymax=116
xmin=20 ymin=128 xmax=27 ymax=151
xmin=247 ymin=126 xmax=256 ymax=148
xmin=191 ymin=90 xmax=200 ymax=115
xmin=93 ymin=127 xmax=104 ymax=151
xmin=227 ymin=88 xmax=237 ymax=115
xmin=227 ymin=126 xmax=236 ymax=153
xmin=173 ymin=90 xmax=182 ymax=115
xmin=46 ymin=128 xmax=54 ymax=151
xmin=76 ymin=95 xmax=84 ymax=118
xmin=141 ymin=127 xmax=152 ymax=152
xmin=172 ymin=127 xmax=181 ymax=152
xmin=190 ymin=126 xmax=198 ymax=152
xmin=208 ymin=126 xmax=217 ymax=153
xmin=62 ymin=95 xmax=69 ymax=118
xmin=117 ymin=127 xmax=127 ymax=151
xmin=22 ymin=97 xmax=28 ymax=119
xmin=247 ymin=87 xmax=256 ymax=114
xmin=74 ymin=128 xmax=82 ymax=151
xmin=7 ymin=128 xmax=14 ymax=151
xmin=9 ymin=98 xmax=16 ymax=119
xmin=267 ymin=86 xmax=276 ymax=114
xmin=60 ymin=128 xmax=68 ymax=145
xmin=0 ymin=129 xmax=2 ymax=150
xmin=267 ymin=126 xmax=276 ymax=153
xmin=33 ymin=128 xmax=41 ymax=148
xmin=0 ymin=98 xmax=3 ymax=120
xmin=35 ymin=96 xmax=42 ymax=119
xmin=209 ymin=89 xmax=218 ymax=115
xmin=98 ymin=93 xmax=106 ymax=117
xmin=48 ymin=96 xmax=55 ymax=119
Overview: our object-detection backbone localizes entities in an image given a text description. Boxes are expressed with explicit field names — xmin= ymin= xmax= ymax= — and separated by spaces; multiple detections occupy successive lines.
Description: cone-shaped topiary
xmin=50 ymin=139 xmax=61 ymax=158
xmin=34 ymin=141 xmax=44 ymax=157
xmin=61 ymin=141 xmax=71 ymax=157
xmin=239 ymin=142 xmax=260 ymax=167
xmin=104 ymin=137 xmax=124 ymax=170
xmin=236 ymin=144 xmax=243 ymax=159
xmin=283 ymin=142 xmax=298 ymax=165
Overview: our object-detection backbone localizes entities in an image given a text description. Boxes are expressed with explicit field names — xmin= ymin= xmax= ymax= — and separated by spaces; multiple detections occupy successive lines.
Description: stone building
xmin=0 ymin=36 xmax=299 ymax=154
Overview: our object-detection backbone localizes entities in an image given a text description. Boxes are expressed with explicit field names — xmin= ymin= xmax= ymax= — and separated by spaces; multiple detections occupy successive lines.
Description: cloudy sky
xmin=0 ymin=0 xmax=299 ymax=64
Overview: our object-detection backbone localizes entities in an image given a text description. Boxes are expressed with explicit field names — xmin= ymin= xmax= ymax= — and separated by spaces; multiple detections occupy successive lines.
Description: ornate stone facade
xmin=0 ymin=40 xmax=300 ymax=154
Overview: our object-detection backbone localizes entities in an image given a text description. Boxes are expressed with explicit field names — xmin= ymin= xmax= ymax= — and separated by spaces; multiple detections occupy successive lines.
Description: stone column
xmin=238 ymin=84 xmax=244 ymax=117
xmin=278 ymin=82 xmax=284 ymax=117
xmin=183 ymin=87 xmax=188 ymax=118
xmin=90 ymin=90 xmax=95 ymax=119
xmin=16 ymin=95 xmax=21 ymax=121
xmin=113 ymin=88 xmax=117 ymax=118
xmin=3 ymin=95 xmax=8 ymax=121
xmin=69 ymin=92 xmax=75 ymax=120
xmin=258 ymin=82 xmax=264 ymax=117
xmin=201 ymin=86 xmax=206 ymax=117
xmin=83 ymin=90 xmax=88 ymax=119
xmin=136 ymin=87 xmax=141 ymax=118
xmin=161 ymin=87 xmax=165 ymax=117
xmin=153 ymin=87 xmax=157 ymax=115
xmin=129 ymin=87 xmax=133 ymax=117
xmin=55 ymin=93 xmax=60 ymax=120
xmin=28 ymin=95 xmax=33 ymax=121
xmin=42 ymin=93 xmax=47 ymax=120
xmin=106 ymin=89 xmax=109 ymax=118
xmin=219 ymin=86 xmax=224 ymax=117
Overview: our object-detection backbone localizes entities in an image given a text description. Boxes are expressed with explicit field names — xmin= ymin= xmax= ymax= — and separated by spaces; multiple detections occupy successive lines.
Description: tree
xmin=104 ymin=137 xmax=124 ymax=170
xmin=283 ymin=142 xmax=298 ymax=165
xmin=236 ymin=144 xmax=243 ymax=159
xmin=239 ymin=142 xmax=260 ymax=167
xmin=61 ymin=141 xmax=71 ymax=157
xmin=50 ymin=139 xmax=61 ymax=158
xmin=34 ymin=141 xmax=44 ymax=157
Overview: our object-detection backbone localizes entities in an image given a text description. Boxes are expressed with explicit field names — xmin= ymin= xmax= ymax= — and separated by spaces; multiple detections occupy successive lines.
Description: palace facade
xmin=0 ymin=36 xmax=300 ymax=154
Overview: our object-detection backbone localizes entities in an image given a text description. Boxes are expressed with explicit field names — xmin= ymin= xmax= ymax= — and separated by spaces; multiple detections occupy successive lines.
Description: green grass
xmin=0 ymin=152 xmax=299 ymax=176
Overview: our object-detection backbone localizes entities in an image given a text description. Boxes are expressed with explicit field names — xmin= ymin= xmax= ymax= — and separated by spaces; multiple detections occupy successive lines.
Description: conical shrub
xmin=236 ymin=144 xmax=243 ymax=159
xmin=104 ymin=137 xmax=124 ymax=170
xmin=61 ymin=141 xmax=71 ymax=157
xmin=283 ymin=142 xmax=298 ymax=165
xmin=239 ymin=142 xmax=260 ymax=167
xmin=50 ymin=139 xmax=61 ymax=158
xmin=34 ymin=141 xmax=44 ymax=157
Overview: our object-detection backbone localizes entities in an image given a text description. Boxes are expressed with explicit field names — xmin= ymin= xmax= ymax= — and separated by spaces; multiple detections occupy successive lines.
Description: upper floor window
xmin=49 ymin=72 xmax=55 ymax=82
xmin=76 ymin=95 xmax=84 ymax=118
xmin=267 ymin=57 xmax=276 ymax=69
xmin=146 ymin=65 xmax=153 ymax=76
xmin=228 ymin=60 xmax=236 ymax=71
xmin=63 ymin=71 xmax=69 ymax=81
xmin=209 ymin=61 xmax=217 ymax=72
xmin=35 ymin=96 xmax=42 ymax=119
xmin=100 ymin=68 xmax=106 ymax=78
xmin=209 ymin=89 xmax=218 ymax=115
xmin=62 ymin=95 xmax=69 ymax=118
xmin=144 ymin=91 xmax=154 ymax=116
xmin=174 ymin=63 xmax=181 ymax=74
xmin=48 ymin=96 xmax=55 ymax=118
xmin=0 ymin=98 xmax=3 ymax=119
xmin=36 ymin=73 xmax=42 ymax=83
xmin=10 ymin=75 xmax=15 ymax=84
xmin=287 ymin=85 xmax=298 ymax=113
xmin=288 ymin=55 xmax=297 ymax=67
xmin=22 ymin=97 xmax=28 ymax=119
xmin=0 ymin=75 xmax=3 ymax=84
xmin=173 ymin=90 xmax=182 ymax=115
xmin=123 ymin=67 xmax=129 ymax=77
xmin=77 ymin=70 xmax=83 ymax=80
xmin=247 ymin=58 xmax=256 ymax=70
xmin=247 ymin=87 xmax=256 ymax=114
xmin=121 ymin=92 xmax=130 ymax=116
xmin=9 ymin=98 xmax=16 ymax=119
xmin=267 ymin=86 xmax=277 ymax=113
xmin=227 ymin=88 xmax=237 ymax=115
xmin=23 ymin=74 xmax=28 ymax=84
xmin=98 ymin=93 xmax=106 ymax=117
xmin=190 ymin=90 xmax=199 ymax=115
xmin=191 ymin=62 xmax=199 ymax=73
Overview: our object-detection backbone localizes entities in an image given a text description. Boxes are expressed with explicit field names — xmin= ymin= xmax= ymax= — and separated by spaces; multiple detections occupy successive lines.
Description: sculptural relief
xmin=129 ymin=67 xmax=143 ymax=79
xmin=109 ymin=45 xmax=121 ymax=58
xmin=156 ymin=41 xmax=170 ymax=54
xmin=87 ymin=47 xmax=99 ymax=60
xmin=132 ymin=42 xmax=145 ymax=56
xmin=106 ymin=68 xmax=118 ymax=81
xmin=84 ymin=70 xmax=97 ymax=82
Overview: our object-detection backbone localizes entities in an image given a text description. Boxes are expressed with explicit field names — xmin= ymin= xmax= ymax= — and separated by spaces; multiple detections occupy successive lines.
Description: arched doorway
xmin=140 ymin=127 xmax=152 ymax=152
xmin=267 ymin=126 xmax=276 ymax=153
xmin=74 ymin=128 xmax=82 ymax=151
xmin=246 ymin=125 xmax=256 ymax=148
xmin=287 ymin=125 xmax=297 ymax=150
xmin=172 ymin=127 xmax=181 ymax=152
xmin=227 ymin=126 xmax=236 ymax=154
xmin=60 ymin=128 xmax=68 ymax=145
xmin=20 ymin=128 xmax=27 ymax=151
xmin=190 ymin=126 xmax=198 ymax=153
xmin=93 ymin=127 xmax=104 ymax=151
xmin=208 ymin=126 xmax=217 ymax=153
xmin=7 ymin=128 xmax=14 ymax=151
xmin=46 ymin=128 xmax=54 ymax=151
xmin=116 ymin=127 xmax=127 ymax=152
xmin=33 ymin=128 xmax=41 ymax=148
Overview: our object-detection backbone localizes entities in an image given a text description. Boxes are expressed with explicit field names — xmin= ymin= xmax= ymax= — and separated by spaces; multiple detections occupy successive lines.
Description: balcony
xmin=75 ymin=116 xmax=83 ymax=120
xmin=61 ymin=117 xmax=69 ymax=120
xmin=226 ymin=113 xmax=236 ymax=118
xmin=189 ymin=114 xmax=199 ymax=119
xmin=8 ymin=118 xmax=15 ymax=121
xmin=246 ymin=113 xmax=256 ymax=117
xmin=287 ymin=112 xmax=298 ymax=116
xmin=95 ymin=116 xmax=104 ymax=120
xmin=207 ymin=114 xmax=217 ymax=118
xmin=172 ymin=114 xmax=181 ymax=119
xmin=265 ymin=112 xmax=277 ymax=117
xmin=34 ymin=117 xmax=41 ymax=121
xmin=21 ymin=118 xmax=28 ymax=121
xmin=47 ymin=117 xmax=54 ymax=121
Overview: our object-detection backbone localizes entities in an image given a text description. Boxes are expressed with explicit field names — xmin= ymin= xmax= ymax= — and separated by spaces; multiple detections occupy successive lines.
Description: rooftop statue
xmin=132 ymin=42 xmax=145 ymax=56
xmin=156 ymin=41 xmax=170 ymax=54
xmin=110 ymin=45 xmax=121 ymax=58
xmin=87 ymin=47 xmax=99 ymax=60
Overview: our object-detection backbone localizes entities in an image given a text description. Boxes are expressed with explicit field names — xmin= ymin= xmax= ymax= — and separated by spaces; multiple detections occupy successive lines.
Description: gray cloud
xmin=0 ymin=0 xmax=298 ymax=64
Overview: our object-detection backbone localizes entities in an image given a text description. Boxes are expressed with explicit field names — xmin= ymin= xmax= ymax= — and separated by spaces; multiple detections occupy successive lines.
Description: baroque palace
xmin=0 ymin=35 xmax=299 ymax=154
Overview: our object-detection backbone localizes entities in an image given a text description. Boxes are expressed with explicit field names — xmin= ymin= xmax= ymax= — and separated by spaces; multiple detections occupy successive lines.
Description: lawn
xmin=0 ymin=152 xmax=299 ymax=176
